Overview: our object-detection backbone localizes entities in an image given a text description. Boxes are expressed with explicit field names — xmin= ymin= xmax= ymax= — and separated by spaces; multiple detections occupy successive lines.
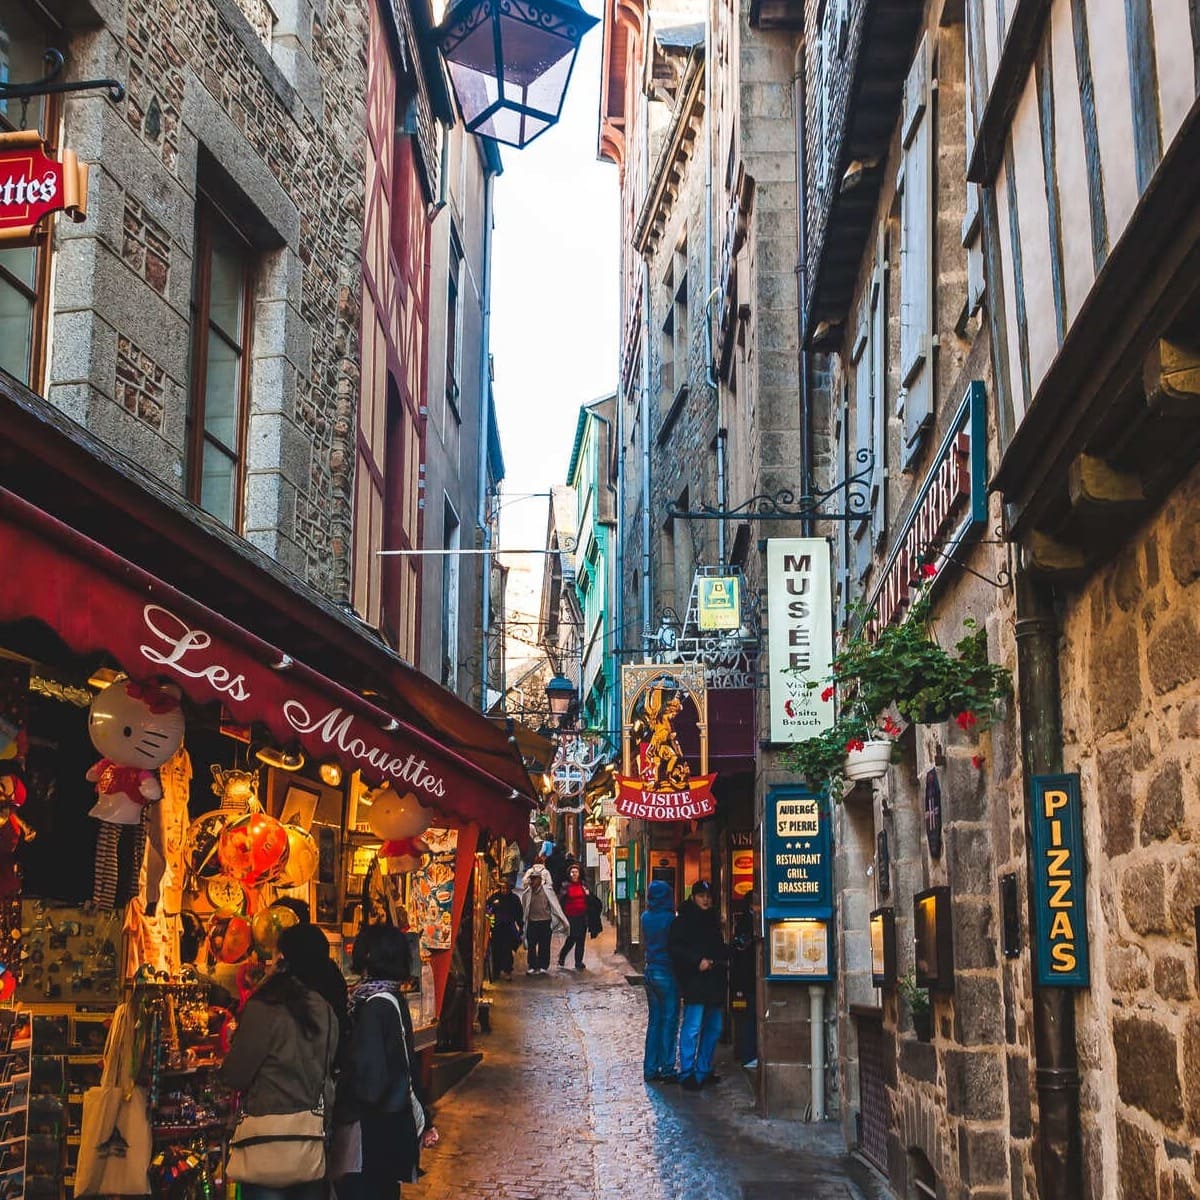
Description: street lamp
xmin=436 ymin=0 xmax=599 ymax=148
xmin=544 ymin=673 xmax=577 ymax=727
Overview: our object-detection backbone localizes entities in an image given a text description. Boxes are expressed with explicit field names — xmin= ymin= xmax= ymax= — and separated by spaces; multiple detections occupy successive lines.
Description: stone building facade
xmin=2 ymin=0 xmax=505 ymax=703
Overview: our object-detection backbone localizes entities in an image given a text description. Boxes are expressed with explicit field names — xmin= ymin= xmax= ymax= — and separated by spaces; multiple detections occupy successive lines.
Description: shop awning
xmin=0 ymin=486 xmax=529 ymax=840
xmin=0 ymin=375 xmax=535 ymax=809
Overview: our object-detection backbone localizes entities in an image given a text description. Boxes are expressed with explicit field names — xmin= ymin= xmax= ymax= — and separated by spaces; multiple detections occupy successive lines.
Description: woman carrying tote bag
xmin=333 ymin=925 xmax=438 ymax=1200
xmin=220 ymin=925 xmax=339 ymax=1200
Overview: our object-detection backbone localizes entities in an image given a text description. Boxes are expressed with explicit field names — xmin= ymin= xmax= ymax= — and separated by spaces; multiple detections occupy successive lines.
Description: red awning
xmin=0 ymin=486 xmax=527 ymax=840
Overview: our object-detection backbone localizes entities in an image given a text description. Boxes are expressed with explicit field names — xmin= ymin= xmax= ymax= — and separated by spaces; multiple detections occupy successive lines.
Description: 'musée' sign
xmin=766 ymin=539 xmax=834 ymax=744
xmin=0 ymin=130 xmax=88 ymax=245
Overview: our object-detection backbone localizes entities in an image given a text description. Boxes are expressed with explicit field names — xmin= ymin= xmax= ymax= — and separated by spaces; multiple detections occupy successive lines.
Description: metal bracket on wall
xmin=920 ymin=524 xmax=1014 ymax=590
xmin=0 ymin=49 xmax=125 ymax=110
xmin=667 ymin=448 xmax=874 ymax=523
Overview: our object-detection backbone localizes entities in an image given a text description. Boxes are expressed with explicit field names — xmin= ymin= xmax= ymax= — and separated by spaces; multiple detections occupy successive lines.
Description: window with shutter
xmin=899 ymin=34 xmax=934 ymax=463
xmin=870 ymin=230 xmax=888 ymax=546
xmin=851 ymin=317 xmax=872 ymax=581
xmin=814 ymin=29 xmax=827 ymax=196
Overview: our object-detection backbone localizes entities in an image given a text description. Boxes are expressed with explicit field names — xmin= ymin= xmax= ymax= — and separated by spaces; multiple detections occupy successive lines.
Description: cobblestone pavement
xmin=409 ymin=927 xmax=893 ymax=1200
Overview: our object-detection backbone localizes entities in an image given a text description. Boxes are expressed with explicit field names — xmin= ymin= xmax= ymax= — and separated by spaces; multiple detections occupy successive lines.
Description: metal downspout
xmin=477 ymin=166 xmax=496 ymax=710
xmin=640 ymin=84 xmax=653 ymax=659
xmin=1014 ymin=567 xmax=1083 ymax=1199
xmin=794 ymin=44 xmax=813 ymax=536
xmin=703 ymin=12 xmax=724 ymax=562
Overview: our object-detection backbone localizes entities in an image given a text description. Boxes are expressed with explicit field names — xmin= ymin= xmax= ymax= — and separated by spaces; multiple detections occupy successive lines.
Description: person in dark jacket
xmin=334 ymin=925 xmax=438 ymax=1200
xmin=486 ymin=878 xmax=523 ymax=980
xmin=220 ymin=926 xmax=339 ymax=1200
xmin=668 ymin=879 xmax=729 ymax=1090
xmin=639 ymin=879 xmax=680 ymax=1082
xmin=269 ymin=897 xmax=349 ymax=1037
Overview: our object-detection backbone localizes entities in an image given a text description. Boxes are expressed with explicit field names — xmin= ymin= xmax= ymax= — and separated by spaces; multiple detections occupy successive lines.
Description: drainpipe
xmin=477 ymin=156 xmax=497 ymax=710
xmin=1014 ymin=567 xmax=1082 ymax=1198
xmin=640 ymin=84 xmax=653 ymax=659
xmin=793 ymin=44 xmax=813 ymax=535
xmin=702 ymin=10 xmax=725 ymax=562
xmin=809 ymin=984 xmax=826 ymax=1120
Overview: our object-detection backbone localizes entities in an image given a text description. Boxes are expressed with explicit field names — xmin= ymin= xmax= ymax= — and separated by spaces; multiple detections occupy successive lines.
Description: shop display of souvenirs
xmin=411 ymin=829 xmax=458 ymax=953
xmin=16 ymin=907 xmax=119 ymax=1007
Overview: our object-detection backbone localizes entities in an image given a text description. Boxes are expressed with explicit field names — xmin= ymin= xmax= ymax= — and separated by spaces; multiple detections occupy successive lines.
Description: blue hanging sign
xmin=764 ymin=786 xmax=832 ymax=920
xmin=1030 ymin=773 xmax=1090 ymax=987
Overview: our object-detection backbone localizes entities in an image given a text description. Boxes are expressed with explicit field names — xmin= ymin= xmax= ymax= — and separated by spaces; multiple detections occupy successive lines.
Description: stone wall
xmin=1059 ymin=457 xmax=1200 ymax=1200
xmin=45 ymin=0 xmax=364 ymax=598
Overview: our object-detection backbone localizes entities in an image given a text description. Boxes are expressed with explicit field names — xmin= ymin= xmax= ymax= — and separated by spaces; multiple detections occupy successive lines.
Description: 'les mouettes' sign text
xmin=766 ymin=539 xmax=834 ymax=743
xmin=138 ymin=603 xmax=447 ymax=796
xmin=0 ymin=130 xmax=88 ymax=246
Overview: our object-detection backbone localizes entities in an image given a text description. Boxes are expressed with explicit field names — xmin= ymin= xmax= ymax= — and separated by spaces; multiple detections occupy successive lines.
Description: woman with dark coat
xmin=220 ymin=925 xmax=339 ymax=1200
xmin=334 ymin=925 xmax=438 ymax=1200
xmin=668 ymin=880 xmax=729 ymax=1090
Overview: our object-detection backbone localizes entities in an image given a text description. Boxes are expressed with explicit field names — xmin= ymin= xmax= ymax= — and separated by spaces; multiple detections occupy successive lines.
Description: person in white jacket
xmin=519 ymin=868 xmax=567 ymax=974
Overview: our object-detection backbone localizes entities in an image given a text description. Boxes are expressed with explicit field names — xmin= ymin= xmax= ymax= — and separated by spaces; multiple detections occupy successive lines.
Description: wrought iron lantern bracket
xmin=0 ymin=50 xmax=125 ymax=108
xmin=667 ymin=449 xmax=875 ymax=523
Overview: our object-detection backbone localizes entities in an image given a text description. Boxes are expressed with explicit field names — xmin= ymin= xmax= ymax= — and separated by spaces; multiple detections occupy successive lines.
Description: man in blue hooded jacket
xmin=640 ymin=879 xmax=680 ymax=1082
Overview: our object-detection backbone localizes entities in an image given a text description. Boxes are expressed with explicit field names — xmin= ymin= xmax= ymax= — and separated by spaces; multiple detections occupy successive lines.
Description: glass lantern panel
xmin=448 ymin=58 xmax=501 ymax=126
xmin=496 ymin=14 xmax=574 ymax=87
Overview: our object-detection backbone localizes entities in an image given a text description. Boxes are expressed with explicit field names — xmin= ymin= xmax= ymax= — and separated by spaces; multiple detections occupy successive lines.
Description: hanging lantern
xmin=218 ymin=811 xmax=289 ymax=884
xmin=436 ymin=0 xmax=598 ymax=148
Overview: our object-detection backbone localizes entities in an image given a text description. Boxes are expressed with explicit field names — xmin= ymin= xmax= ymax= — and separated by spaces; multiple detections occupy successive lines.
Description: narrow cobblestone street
xmin=410 ymin=928 xmax=892 ymax=1200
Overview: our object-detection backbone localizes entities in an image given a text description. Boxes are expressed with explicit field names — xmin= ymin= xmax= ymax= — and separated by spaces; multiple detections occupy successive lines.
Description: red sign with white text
xmin=614 ymin=774 xmax=718 ymax=822
xmin=0 ymin=133 xmax=88 ymax=244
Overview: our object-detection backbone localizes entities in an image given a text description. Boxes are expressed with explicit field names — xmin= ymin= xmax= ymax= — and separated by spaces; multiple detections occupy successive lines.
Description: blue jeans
xmin=242 ymin=1183 xmax=326 ymax=1200
xmin=678 ymin=1002 xmax=723 ymax=1081
xmin=643 ymin=964 xmax=680 ymax=1078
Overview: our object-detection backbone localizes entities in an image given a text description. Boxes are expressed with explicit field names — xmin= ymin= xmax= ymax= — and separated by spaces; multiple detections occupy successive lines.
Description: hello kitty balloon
xmin=365 ymin=784 xmax=432 ymax=841
xmin=87 ymin=679 xmax=186 ymax=825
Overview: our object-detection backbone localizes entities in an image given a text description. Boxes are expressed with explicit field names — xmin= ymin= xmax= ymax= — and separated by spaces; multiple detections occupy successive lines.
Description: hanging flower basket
xmin=843 ymin=739 xmax=893 ymax=781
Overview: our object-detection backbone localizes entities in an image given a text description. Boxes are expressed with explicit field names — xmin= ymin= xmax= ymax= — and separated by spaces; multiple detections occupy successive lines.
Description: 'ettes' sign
xmin=0 ymin=130 xmax=88 ymax=245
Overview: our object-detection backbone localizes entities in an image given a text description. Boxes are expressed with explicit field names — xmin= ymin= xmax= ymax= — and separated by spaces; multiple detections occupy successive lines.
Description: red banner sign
xmin=614 ymin=775 xmax=717 ymax=822
xmin=596 ymin=837 xmax=612 ymax=852
xmin=0 ymin=131 xmax=88 ymax=245
xmin=583 ymin=823 xmax=605 ymax=842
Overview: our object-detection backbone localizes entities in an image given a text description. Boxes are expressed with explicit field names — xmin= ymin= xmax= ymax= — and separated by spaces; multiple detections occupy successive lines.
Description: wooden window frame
xmin=186 ymin=197 xmax=255 ymax=531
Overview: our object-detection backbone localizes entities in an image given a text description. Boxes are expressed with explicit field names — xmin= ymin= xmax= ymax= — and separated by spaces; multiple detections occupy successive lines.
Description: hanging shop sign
xmin=697 ymin=575 xmax=741 ymax=630
xmin=616 ymin=663 xmax=716 ymax=821
xmin=766 ymin=539 xmax=834 ymax=743
xmin=763 ymin=788 xmax=835 ymax=981
xmin=583 ymin=822 xmax=605 ymax=842
xmin=924 ymin=769 xmax=943 ymax=858
xmin=0 ymin=130 xmax=89 ymax=245
xmin=866 ymin=382 xmax=987 ymax=633
xmin=1030 ymin=773 xmax=1090 ymax=987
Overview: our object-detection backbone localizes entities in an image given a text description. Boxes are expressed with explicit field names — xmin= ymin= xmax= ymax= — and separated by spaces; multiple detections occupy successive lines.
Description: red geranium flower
xmin=971 ymin=754 xmax=985 ymax=770
xmin=880 ymin=716 xmax=902 ymax=737
xmin=921 ymin=562 xmax=938 ymax=578
xmin=845 ymin=738 xmax=865 ymax=753
xmin=955 ymin=711 xmax=978 ymax=730
xmin=820 ymin=686 xmax=835 ymax=703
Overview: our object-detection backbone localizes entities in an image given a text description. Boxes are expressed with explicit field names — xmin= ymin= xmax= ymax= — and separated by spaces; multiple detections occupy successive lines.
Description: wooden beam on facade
xmin=1143 ymin=337 xmax=1200 ymax=417
xmin=1066 ymin=454 xmax=1145 ymax=519
xmin=1026 ymin=531 xmax=1088 ymax=577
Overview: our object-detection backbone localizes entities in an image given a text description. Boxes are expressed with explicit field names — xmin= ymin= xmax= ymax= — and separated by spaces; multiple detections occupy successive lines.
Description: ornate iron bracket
xmin=668 ymin=449 xmax=874 ymax=523
xmin=921 ymin=525 xmax=1014 ymax=590
xmin=0 ymin=50 xmax=125 ymax=109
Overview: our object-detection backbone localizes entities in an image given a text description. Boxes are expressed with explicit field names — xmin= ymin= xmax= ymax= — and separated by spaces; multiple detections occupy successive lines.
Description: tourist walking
xmin=333 ymin=924 xmax=439 ymax=1200
xmin=487 ymin=877 xmax=524 ymax=980
xmin=669 ymin=880 xmax=729 ymax=1090
xmin=557 ymin=862 xmax=591 ymax=970
xmin=520 ymin=867 xmax=567 ymax=974
xmin=640 ymin=879 xmax=680 ymax=1082
xmin=220 ymin=925 xmax=340 ymax=1200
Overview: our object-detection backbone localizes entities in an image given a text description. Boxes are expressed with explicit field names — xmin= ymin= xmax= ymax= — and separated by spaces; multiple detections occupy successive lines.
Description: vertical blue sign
xmin=1030 ymin=774 xmax=1090 ymax=987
